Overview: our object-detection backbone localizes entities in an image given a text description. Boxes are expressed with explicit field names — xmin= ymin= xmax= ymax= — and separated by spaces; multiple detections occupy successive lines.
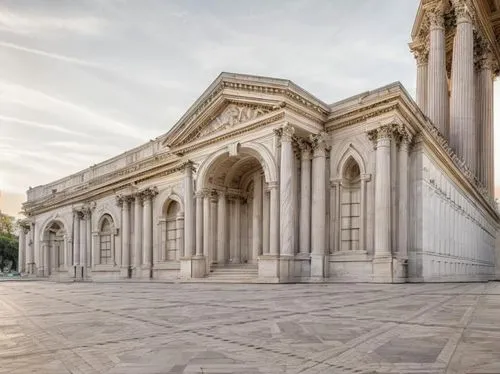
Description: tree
xmin=0 ymin=211 xmax=18 ymax=272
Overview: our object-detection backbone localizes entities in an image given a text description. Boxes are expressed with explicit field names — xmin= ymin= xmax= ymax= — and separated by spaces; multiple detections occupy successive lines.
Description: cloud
xmin=0 ymin=115 xmax=89 ymax=137
xmin=0 ymin=8 xmax=106 ymax=36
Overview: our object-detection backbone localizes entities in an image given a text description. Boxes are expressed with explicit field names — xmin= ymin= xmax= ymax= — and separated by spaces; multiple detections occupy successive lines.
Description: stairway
xmin=207 ymin=263 xmax=259 ymax=283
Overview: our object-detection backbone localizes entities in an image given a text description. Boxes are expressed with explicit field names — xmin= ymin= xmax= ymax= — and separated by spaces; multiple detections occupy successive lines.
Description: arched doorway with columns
xmin=186 ymin=142 xmax=279 ymax=278
xmin=40 ymin=220 xmax=68 ymax=277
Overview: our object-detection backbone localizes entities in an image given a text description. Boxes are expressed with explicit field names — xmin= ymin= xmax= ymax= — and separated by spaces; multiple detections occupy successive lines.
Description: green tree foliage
xmin=0 ymin=212 xmax=18 ymax=272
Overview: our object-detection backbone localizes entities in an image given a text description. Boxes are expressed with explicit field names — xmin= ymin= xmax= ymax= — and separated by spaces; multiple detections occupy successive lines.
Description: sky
xmin=0 ymin=0 xmax=499 ymax=218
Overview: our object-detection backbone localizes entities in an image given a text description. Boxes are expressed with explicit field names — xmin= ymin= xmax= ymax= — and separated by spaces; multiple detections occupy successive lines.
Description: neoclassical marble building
xmin=18 ymin=0 xmax=500 ymax=283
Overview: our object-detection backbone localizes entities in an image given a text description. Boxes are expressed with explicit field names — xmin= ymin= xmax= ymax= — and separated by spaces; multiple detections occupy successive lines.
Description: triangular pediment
xmin=161 ymin=72 xmax=330 ymax=150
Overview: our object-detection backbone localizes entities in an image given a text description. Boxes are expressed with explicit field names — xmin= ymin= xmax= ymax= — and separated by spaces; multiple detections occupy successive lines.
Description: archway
xmin=41 ymin=221 xmax=66 ymax=276
xmin=159 ymin=199 xmax=183 ymax=261
xmin=200 ymin=151 xmax=267 ymax=267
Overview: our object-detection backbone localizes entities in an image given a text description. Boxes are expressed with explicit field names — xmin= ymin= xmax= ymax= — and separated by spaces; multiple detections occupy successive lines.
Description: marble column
xmin=203 ymin=191 xmax=210 ymax=260
xmin=120 ymin=197 xmax=131 ymax=274
xmin=142 ymin=189 xmax=155 ymax=276
xmin=269 ymin=182 xmax=280 ymax=255
xmin=175 ymin=213 xmax=184 ymax=261
xmin=27 ymin=223 xmax=34 ymax=274
xmin=133 ymin=194 xmax=142 ymax=271
xmin=450 ymin=0 xmax=475 ymax=171
xmin=262 ymin=189 xmax=270 ymax=255
xmin=195 ymin=192 xmax=204 ymax=257
xmin=310 ymin=132 xmax=328 ymax=277
xmin=217 ymin=192 xmax=227 ymax=264
xmin=359 ymin=175 xmax=370 ymax=251
xmin=232 ymin=197 xmax=241 ymax=263
xmin=415 ymin=48 xmax=428 ymax=114
xmin=370 ymin=125 xmax=392 ymax=257
xmin=210 ymin=192 xmax=217 ymax=264
xmin=279 ymin=124 xmax=295 ymax=257
xmin=73 ymin=211 xmax=80 ymax=266
xmin=299 ymin=141 xmax=312 ymax=255
xmin=18 ymin=226 xmax=26 ymax=273
xmin=398 ymin=130 xmax=411 ymax=259
xmin=252 ymin=173 xmax=262 ymax=262
xmin=184 ymin=162 xmax=195 ymax=257
xmin=80 ymin=211 xmax=88 ymax=271
xmin=427 ymin=5 xmax=448 ymax=135
xmin=476 ymin=48 xmax=495 ymax=194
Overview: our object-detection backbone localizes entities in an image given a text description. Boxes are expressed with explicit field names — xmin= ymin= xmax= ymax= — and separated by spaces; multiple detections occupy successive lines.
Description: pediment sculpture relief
xmin=198 ymin=104 xmax=271 ymax=138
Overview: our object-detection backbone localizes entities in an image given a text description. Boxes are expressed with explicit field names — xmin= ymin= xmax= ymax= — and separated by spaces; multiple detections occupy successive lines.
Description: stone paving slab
xmin=0 ymin=281 xmax=499 ymax=373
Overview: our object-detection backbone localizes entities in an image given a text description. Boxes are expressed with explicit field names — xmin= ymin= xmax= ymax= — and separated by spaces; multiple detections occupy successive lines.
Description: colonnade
xmin=414 ymin=0 xmax=496 ymax=194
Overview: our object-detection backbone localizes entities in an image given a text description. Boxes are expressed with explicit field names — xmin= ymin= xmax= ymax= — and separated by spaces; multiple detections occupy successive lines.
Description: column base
xmin=310 ymin=254 xmax=327 ymax=278
xmin=257 ymin=255 xmax=280 ymax=282
xmin=278 ymin=255 xmax=294 ymax=282
xmin=130 ymin=267 xmax=142 ymax=279
xmin=372 ymin=256 xmax=402 ymax=283
xmin=179 ymin=256 xmax=207 ymax=278
xmin=141 ymin=265 xmax=152 ymax=279
xmin=73 ymin=265 xmax=86 ymax=281
xmin=120 ymin=266 xmax=132 ymax=279
xmin=392 ymin=257 xmax=408 ymax=283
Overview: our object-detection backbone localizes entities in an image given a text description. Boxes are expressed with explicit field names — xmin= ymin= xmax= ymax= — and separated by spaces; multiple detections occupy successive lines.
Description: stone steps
xmin=207 ymin=264 xmax=258 ymax=283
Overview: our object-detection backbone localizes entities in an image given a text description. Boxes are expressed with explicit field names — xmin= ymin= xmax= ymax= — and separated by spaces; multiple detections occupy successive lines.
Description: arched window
xmin=99 ymin=216 xmax=113 ymax=265
xmin=159 ymin=199 xmax=182 ymax=261
xmin=340 ymin=158 xmax=361 ymax=251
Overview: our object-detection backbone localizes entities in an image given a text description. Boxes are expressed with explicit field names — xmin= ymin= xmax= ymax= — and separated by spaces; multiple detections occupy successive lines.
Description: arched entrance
xmin=41 ymin=221 xmax=66 ymax=277
xmin=197 ymin=145 xmax=277 ymax=271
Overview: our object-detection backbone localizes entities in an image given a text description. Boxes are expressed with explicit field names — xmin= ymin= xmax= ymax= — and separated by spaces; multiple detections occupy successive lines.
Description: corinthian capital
xmin=427 ymin=3 xmax=445 ymax=29
xmin=309 ymin=131 xmax=329 ymax=157
xmin=281 ymin=123 xmax=295 ymax=142
xmin=367 ymin=124 xmax=394 ymax=144
xmin=452 ymin=0 xmax=472 ymax=23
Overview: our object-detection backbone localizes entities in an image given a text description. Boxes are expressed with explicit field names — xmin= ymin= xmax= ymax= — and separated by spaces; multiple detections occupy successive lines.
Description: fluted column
xmin=142 ymin=189 xmax=156 ymax=275
xmin=427 ymin=5 xmax=448 ymax=135
xmin=252 ymin=173 xmax=262 ymax=262
xmin=195 ymin=191 xmax=204 ymax=257
xmin=476 ymin=48 xmax=495 ymax=194
xmin=133 ymin=194 xmax=142 ymax=270
xmin=203 ymin=191 xmax=210 ymax=260
xmin=232 ymin=197 xmax=241 ymax=263
xmin=217 ymin=192 xmax=227 ymax=264
xmin=120 ymin=197 xmax=131 ymax=271
xmin=398 ymin=130 xmax=412 ymax=259
xmin=184 ymin=162 xmax=195 ymax=257
xmin=299 ymin=141 xmax=312 ymax=255
xmin=210 ymin=193 xmax=217 ymax=264
xmin=415 ymin=48 xmax=428 ymax=114
xmin=262 ymin=188 xmax=270 ymax=255
xmin=280 ymin=124 xmax=295 ymax=256
xmin=73 ymin=211 xmax=81 ymax=266
xmin=369 ymin=125 xmax=393 ymax=257
xmin=450 ymin=0 xmax=475 ymax=172
xmin=175 ymin=213 xmax=184 ymax=261
xmin=27 ymin=222 xmax=35 ymax=274
xmin=310 ymin=132 xmax=328 ymax=277
xmin=269 ymin=182 xmax=279 ymax=255
xmin=18 ymin=225 xmax=27 ymax=273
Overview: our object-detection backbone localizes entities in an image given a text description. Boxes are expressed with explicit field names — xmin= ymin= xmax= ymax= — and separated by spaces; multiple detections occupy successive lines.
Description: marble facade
xmin=19 ymin=0 xmax=500 ymax=283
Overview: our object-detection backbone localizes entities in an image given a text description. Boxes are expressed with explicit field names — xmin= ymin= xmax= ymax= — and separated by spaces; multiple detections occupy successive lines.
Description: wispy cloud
xmin=0 ymin=115 xmax=89 ymax=137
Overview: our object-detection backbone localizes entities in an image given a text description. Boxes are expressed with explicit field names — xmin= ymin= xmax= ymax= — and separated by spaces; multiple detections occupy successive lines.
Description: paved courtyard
xmin=1 ymin=281 xmax=500 ymax=374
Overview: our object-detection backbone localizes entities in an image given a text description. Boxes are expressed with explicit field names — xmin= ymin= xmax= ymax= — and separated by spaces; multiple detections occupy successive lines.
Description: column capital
xmin=184 ymin=160 xmax=196 ymax=174
xmin=309 ymin=131 xmax=329 ymax=157
xmin=410 ymin=42 xmax=428 ymax=65
xmin=452 ymin=0 xmax=473 ymax=24
xmin=280 ymin=123 xmax=295 ymax=142
xmin=367 ymin=124 xmax=395 ymax=144
xmin=297 ymin=138 xmax=312 ymax=160
xmin=427 ymin=3 xmax=445 ymax=29
xmin=393 ymin=124 xmax=414 ymax=147
xmin=140 ymin=186 xmax=159 ymax=200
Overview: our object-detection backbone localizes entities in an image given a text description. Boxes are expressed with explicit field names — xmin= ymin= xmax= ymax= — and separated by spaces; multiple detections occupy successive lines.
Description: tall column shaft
xmin=217 ymin=192 xmax=227 ymax=263
xmin=252 ymin=173 xmax=262 ymax=261
xmin=195 ymin=192 xmax=204 ymax=256
xmin=398 ymin=137 xmax=410 ymax=258
xmin=79 ymin=215 xmax=86 ymax=267
xmin=233 ymin=198 xmax=241 ymax=262
xmin=73 ymin=212 xmax=80 ymax=266
xmin=18 ymin=228 xmax=26 ymax=272
xmin=372 ymin=127 xmax=392 ymax=256
xmin=269 ymin=184 xmax=279 ymax=255
xmin=262 ymin=189 xmax=270 ymax=255
xmin=416 ymin=57 xmax=428 ymax=114
xmin=121 ymin=198 xmax=131 ymax=268
xmin=450 ymin=4 xmax=475 ymax=171
xmin=184 ymin=163 xmax=195 ymax=257
xmin=477 ymin=56 xmax=495 ymax=194
xmin=427 ymin=9 xmax=448 ymax=135
xmin=133 ymin=195 xmax=142 ymax=268
xmin=175 ymin=214 xmax=184 ymax=261
xmin=203 ymin=193 xmax=210 ymax=259
xmin=299 ymin=145 xmax=312 ymax=255
xmin=311 ymin=135 xmax=327 ymax=256
xmin=142 ymin=193 xmax=153 ymax=268
xmin=210 ymin=194 xmax=217 ymax=263
xmin=279 ymin=124 xmax=295 ymax=256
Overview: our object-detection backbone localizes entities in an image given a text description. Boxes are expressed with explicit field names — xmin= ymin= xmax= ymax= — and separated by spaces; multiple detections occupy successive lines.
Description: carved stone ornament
xmin=309 ymin=131 xmax=329 ymax=156
xmin=281 ymin=123 xmax=295 ymax=142
xmin=297 ymin=138 xmax=312 ymax=159
xmin=427 ymin=4 xmax=445 ymax=29
xmin=367 ymin=124 xmax=394 ymax=143
xmin=452 ymin=0 xmax=472 ymax=23
xmin=198 ymin=104 xmax=271 ymax=138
